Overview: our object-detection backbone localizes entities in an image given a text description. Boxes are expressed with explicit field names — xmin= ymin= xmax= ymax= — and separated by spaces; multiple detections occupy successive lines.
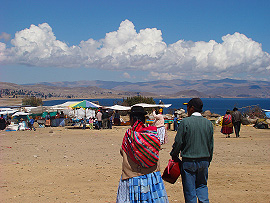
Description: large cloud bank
xmin=0 ymin=20 xmax=269 ymax=79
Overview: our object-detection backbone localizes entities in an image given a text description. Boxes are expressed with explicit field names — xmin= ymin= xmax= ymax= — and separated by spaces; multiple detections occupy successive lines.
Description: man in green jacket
xmin=170 ymin=98 xmax=213 ymax=203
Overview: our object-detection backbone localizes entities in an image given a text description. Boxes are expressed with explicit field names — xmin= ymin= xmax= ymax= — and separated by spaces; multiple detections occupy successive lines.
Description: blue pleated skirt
xmin=116 ymin=171 xmax=169 ymax=203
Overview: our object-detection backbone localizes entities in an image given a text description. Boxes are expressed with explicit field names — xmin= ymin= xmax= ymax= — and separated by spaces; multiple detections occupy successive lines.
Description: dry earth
xmin=0 ymin=125 xmax=269 ymax=202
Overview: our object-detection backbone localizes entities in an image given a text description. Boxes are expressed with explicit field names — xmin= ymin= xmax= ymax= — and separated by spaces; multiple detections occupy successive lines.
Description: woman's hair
xmin=226 ymin=110 xmax=231 ymax=115
xmin=130 ymin=113 xmax=146 ymax=124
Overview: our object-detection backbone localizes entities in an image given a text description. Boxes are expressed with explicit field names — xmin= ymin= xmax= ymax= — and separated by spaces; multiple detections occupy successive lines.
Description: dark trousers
xmin=233 ymin=121 xmax=241 ymax=137
xmin=28 ymin=123 xmax=36 ymax=131
xmin=98 ymin=121 xmax=102 ymax=129
xmin=174 ymin=121 xmax=178 ymax=131
xmin=102 ymin=118 xmax=108 ymax=129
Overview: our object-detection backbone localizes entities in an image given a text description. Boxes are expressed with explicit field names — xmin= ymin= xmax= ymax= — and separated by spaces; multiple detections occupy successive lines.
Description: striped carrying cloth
xmin=122 ymin=120 xmax=160 ymax=168
xmin=223 ymin=114 xmax=232 ymax=125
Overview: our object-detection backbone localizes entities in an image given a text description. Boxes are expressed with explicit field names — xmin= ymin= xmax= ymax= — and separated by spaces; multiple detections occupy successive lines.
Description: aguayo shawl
xmin=223 ymin=114 xmax=233 ymax=125
xmin=122 ymin=120 xmax=160 ymax=168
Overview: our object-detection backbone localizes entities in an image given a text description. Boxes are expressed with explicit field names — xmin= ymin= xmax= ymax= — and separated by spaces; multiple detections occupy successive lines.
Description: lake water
xmin=43 ymin=98 xmax=270 ymax=116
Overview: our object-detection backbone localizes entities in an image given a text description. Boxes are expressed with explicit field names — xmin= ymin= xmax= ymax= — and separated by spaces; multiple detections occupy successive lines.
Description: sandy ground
xmin=0 ymin=124 xmax=269 ymax=203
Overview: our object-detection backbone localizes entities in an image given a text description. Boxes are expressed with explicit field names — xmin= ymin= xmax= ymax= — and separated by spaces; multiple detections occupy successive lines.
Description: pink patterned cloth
xmin=122 ymin=120 xmax=160 ymax=168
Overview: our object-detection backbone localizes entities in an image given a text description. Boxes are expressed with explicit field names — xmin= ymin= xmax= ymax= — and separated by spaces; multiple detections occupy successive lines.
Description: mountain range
xmin=1 ymin=78 xmax=270 ymax=99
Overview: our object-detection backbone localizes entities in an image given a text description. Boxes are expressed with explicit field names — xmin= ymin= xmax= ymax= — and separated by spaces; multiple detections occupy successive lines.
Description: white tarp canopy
xmin=0 ymin=108 xmax=18 ymax=115
xmin=51 ymin=101 xmax=81 ymax=109
xmin=49 ymin=101 xmax=82 ymax=117
xmin=263 ymin=109 xmax=270 ymax=118
xmin=106 ymin=105 xmax=131 ymax=111
xmin=132 ymin=103 xmax=172 ymax=108
xmin=262 ymin=109 xmax=270 ymax=112
xmin=13 ymin=112 xmax=30 ymax=116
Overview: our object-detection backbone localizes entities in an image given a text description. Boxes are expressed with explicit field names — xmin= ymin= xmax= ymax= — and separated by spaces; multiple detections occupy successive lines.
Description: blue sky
xmin=0 ymin=0 xmax=270 ymax=84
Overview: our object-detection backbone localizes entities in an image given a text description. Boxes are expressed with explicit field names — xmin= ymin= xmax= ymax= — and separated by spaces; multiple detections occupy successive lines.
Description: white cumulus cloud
xmin=0 ymin=20 xmax=269 ymax=80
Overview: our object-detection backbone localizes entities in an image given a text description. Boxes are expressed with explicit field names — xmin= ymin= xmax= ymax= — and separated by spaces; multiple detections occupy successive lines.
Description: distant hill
xmin=1 ymin=78 xmax=270 ymax=99
xmin=30 ymin=78 xmax=270 ymax=98
xmin=169 ymin=90 xmax=210 ymax=98
xmin=0 ymin=82 xmax=157 ymax=100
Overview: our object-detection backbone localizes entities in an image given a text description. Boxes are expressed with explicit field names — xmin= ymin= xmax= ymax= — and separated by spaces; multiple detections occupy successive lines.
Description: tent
xmin=132 ymin=103 xmax=172 ymax=108
xmin=13 ymin=112 xmax=30 ymax=116
xmin=106 ymin=105 xmax=131 ymax=111
xmin=71 ymin=100 xmax=101 ymax=109
xmin=70 ymin=100 xmax=101 ymax=119
xmin=12 ymin=112 xmax=30 ymax=123
xmin=0 ymin=108 xmax=18 ymax=115
xmin=51 ymin=101 xmax=80 ymax=109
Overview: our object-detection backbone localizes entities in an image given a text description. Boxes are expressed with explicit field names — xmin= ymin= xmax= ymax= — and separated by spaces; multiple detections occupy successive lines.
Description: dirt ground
xmin=0 ymin=124 xmax=269 ymax=203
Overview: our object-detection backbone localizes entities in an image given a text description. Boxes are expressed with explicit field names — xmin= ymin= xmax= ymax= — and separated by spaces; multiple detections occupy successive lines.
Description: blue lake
xmin=43 ymin=98 xmax=270 ymax=115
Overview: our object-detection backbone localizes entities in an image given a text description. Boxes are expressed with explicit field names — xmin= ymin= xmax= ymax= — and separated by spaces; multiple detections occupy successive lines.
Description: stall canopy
xmin=0 ymin=108 xmax=18 ymax=115
xmin=106 ymin=105 xmax=131 ymax=111
xmin=132 ymin=103 xmax=172 ymax=108
xmin=51 ymin=101 xmax=80 ymax=110
xmin=13 ymin=112 xmax=30 ymax=116
xmin=71 ymin=100 xmax=101 ymax=109
xmin=12 ymin=112 xmax=30 ymax=121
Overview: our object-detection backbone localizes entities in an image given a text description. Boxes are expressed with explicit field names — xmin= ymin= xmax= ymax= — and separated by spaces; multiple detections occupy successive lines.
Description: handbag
xmin=162 ymin=159 xmax=181 ymax=184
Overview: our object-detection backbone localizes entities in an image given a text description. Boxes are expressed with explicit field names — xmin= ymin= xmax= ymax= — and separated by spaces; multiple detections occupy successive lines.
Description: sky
xmin=0 ymin=0 xmax=270 ymax=84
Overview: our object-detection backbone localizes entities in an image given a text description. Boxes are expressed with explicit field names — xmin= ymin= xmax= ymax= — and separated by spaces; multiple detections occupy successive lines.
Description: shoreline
xmin=1 ymin=96 xmax=269 ymax=107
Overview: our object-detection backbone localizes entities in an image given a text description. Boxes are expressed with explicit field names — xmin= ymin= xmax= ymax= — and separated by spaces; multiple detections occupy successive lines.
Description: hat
xmin=129 ymin=106 xmax=147 ymax=115
xmin=183 ymin=98 xmax=203 ymax=112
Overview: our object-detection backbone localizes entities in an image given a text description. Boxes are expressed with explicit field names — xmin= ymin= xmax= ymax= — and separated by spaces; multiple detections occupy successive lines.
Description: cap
xmin=129 ymin=106 xmax=147 ymax=115
xmin=183 ymin=98 xmax=203 ymax=112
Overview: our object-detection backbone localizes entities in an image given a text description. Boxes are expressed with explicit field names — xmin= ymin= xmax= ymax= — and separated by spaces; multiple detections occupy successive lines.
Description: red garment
xmin=223 ymin=114 xmax=232 ymax=125
xmin=122 ymin=120 xmax=160 ymax=168
xmin=221 ymin=114 xmax=233 ymax=134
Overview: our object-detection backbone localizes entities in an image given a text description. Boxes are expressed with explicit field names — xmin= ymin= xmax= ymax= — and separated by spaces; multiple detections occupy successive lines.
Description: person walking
xmin=102 ymin=110 xmax=109 ymax=129
xmin=0 ymin=114 xmax=6 ymax=130
xmin=221 ymin=110 xmax=233 ymax=138
xmin=152 ymin=109 xmax=167 ymax=144
xmin=170 ymin=98 xmax=214 ymax=203
xmin=113 ymin=110 xmax=121 ymax=126
xmin=28 ymin=116 xmax=36 ymax=131
xmin=173 ymin=113 xmax=178 ymax=131
xmin=96 ymin=110 xmax=102 ymax=130
xmin=232 ymin=107 xmax=242 ymax=138
xmin=89 ymin=117 xmax=94 ymax=130
xmin=45 ymin=112 xmax=51 ymax=127
xmin=116 ymin=106 xmax=169 ymax=202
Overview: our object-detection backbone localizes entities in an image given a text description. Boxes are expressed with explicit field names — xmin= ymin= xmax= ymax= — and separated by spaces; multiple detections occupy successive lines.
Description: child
xmin=89 ymin=117 xmax=94 ymax=130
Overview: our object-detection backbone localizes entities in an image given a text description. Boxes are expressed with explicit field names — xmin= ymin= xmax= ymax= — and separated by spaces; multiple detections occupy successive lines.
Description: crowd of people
xmin=44 ymin=109 xmax=124 ymax=130
xmin=0 ymin=114 xmax=37 ymax=131
xmin=89 ymin=109 xmax=122 ymax=130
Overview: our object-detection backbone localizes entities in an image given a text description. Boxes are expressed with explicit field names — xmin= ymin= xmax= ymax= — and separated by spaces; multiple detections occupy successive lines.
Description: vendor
xmin=152 ymin=109 xmax=167 ymax=144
